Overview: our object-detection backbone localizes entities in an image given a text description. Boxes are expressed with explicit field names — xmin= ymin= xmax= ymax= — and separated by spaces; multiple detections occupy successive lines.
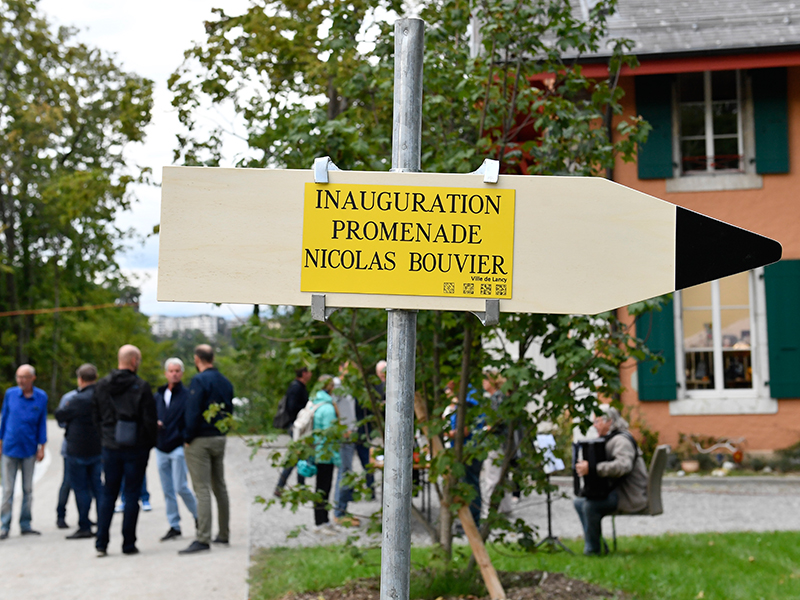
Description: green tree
xmin=170 ymin=0 xmax=658 ymax=562
xmin=0 ymin=0 xmax=154 ymax=399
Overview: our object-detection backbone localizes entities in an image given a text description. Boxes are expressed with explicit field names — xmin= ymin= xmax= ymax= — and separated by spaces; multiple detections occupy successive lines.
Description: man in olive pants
xmin=179 ymin=344 xmax=234 ymax=555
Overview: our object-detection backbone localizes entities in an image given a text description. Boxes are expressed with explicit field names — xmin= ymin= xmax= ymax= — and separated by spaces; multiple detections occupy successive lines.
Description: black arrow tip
xmin=675 ymin=207 xmax=782 ymax=291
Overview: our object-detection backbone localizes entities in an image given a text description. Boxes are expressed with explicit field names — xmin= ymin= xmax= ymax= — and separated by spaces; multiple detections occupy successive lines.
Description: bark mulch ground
xmin=280 ymin=571 xmax=629 ymax=600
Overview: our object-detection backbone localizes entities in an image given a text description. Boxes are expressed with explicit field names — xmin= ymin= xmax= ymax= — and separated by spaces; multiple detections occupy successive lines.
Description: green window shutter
xmin=752 ymin=67 xmax=789 ymax=175
xmin=636 ymin=297 xmax=677 ymax=401
xmin=765 ymin=260 xmax=800 ymax=398
xmin=635 ymin=75 xmax=674 ymax=180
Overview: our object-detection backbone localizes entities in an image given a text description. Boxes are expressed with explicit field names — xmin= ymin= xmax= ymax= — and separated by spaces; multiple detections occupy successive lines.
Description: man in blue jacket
xmin=0 ymin=364 xmax=47 ymax=539
xmin=179 ymin=344 xmax=234 ymax=555
xmin=154 ymin=357 xmax=197 ymax=542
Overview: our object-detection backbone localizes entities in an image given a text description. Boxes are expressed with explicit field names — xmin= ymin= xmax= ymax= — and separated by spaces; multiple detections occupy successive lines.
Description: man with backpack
xmin=273 ymin=367 xmax=313 ymax=497
xmin=93 ymin=345 xmax=158 ymax=557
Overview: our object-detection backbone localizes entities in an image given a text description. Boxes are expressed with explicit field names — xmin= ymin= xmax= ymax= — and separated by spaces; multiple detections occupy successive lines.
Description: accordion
xmin=572 ymin=438 xmax=614 ymax=500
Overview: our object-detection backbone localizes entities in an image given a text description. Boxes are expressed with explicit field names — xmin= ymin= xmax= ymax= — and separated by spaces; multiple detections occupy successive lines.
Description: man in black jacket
xmin=54 ymin=363 xmax=102 ymax=540
xmin=179 ymin=344 xmax=234 ymax=555
xmin=154 ymin=357 xmax=197 ymax=542
xmin=273 ymin=366 xmax=312 ymax=497
xmin=93 ymin=344 xmax=158 ymax=557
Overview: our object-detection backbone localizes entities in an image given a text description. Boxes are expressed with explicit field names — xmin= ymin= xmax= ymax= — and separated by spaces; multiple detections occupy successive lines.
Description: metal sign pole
xmin=380 ymin=17 xmax=424 ymax=600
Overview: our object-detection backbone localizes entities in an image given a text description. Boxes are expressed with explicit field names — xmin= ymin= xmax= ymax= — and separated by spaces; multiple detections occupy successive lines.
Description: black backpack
xmin=272 ymin=394 xmax=292 ymax=430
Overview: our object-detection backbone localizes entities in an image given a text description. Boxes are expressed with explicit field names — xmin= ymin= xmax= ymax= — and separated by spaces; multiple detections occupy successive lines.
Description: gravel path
xmin=248 ymin=437 xmax=800 ymax=549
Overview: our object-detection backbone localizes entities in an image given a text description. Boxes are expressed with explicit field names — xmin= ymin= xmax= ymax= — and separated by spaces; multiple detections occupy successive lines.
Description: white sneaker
xmin=313 ymin=523 xmax=338 ymax=535
xmin=114 ymin=502 xmax=124 ymax=513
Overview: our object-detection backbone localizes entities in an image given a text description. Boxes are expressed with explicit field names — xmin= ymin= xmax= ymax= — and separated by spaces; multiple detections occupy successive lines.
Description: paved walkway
xmin=5 ymin=426 xmax=800 ymax=599
xmin=0 ymin=420 xmax=249 ymax=600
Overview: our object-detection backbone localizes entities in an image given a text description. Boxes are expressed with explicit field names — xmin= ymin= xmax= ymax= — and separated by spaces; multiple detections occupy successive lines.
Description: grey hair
xmin=598 ymin=405 xmax=628 ymax=432
xmin=164 ymin=357 xmax=185 ymax=372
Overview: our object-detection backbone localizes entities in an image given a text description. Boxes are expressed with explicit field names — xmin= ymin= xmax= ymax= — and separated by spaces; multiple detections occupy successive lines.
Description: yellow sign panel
xmin=301 ymin=183 xmax=515 ymax=299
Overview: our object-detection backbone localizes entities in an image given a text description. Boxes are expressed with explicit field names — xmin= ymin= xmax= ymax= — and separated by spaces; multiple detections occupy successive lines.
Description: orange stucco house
xmin=586 ymin=1 xmax=800 ymax=452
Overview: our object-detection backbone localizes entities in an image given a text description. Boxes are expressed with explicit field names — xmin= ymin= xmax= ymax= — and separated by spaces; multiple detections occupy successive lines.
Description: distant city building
xmin=149 ymin=314 xmax=226 ymax=339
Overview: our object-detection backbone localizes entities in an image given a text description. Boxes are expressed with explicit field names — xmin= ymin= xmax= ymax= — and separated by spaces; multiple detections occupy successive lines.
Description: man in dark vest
xmin=154 ymin=357 xmax=197 ymax=542
xmin=179 ymin=344 xmax=234 ymax=555
xmin=54 ymin=363 xmax=102 ymax=540
xmin=93 ymin=344 xmax=157 ymax=557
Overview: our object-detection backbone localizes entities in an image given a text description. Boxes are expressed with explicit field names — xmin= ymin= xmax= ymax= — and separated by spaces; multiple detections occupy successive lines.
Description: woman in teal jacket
xmin=312 ymin=376 xmax=339 ymax=531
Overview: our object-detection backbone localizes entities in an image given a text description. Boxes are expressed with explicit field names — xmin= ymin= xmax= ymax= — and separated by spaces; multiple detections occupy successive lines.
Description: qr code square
xmin=443 ymin=282 xmax=455 ymax=294
xmin=463 ymin=283 xmax=475 ymax=294
xmin=496 ymin=284 xmax=507 ymax=296
xmin=480 ymin=283 xmax=492 ymax=295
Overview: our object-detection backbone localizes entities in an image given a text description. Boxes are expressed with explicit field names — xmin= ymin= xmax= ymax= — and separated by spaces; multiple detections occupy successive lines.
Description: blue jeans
xmin=66 ymin=455 xmax=102 ymax=531
xmin=1 ymin=454 xmax=35 ymax=532
xmin=573 ymin=489 xmax=619 ymax=555
xmin=57 ymin=456 xmax=71 ymax=521
xmin=464 ymin=459 xmax=482 ymax=525
xmin=354 ymin=442 xmax=374 ymax=493
xmin=334 ymin=443 xmax=355 ymax=518
xmin=96 ymin=447 xmax=149 ymax=553
xmin=156 ymin=446 xmax=197 ymax=530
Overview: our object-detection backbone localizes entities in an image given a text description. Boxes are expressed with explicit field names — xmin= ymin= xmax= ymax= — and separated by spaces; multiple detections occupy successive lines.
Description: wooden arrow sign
xmin=157 ymin=166 xmax=781 ymax=315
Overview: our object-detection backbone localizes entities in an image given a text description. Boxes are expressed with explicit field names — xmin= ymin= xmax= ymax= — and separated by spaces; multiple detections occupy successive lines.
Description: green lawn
xmin=249 ymin=531 xmax=800 ymax=600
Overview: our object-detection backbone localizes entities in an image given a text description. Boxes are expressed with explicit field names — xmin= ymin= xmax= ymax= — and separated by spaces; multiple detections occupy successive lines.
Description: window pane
xmin=683 ymin=282 xmax=716 ymax=391
xmin=686 ymin=350 xmax=714 ymax=389
xmin=684 ymin=308 xmax=713 ymax=349
xmin=712 ymin=101 xmax=738 ymax=135
xmin=683 ymin=282 xmax=712 ymax=308
xmin=681 ymin=139 xmax=707 ymax=171
xmin=679 ymin=72 xmax=704 ymax=102
xmin=719 ymin=272 xmax=749 ymax=306
xmin=681 ymin=104 xmax=706 ymax=136
xmin=713 ymin=137 xmax=740 ymax=170
xmin=720 ymin=309 xmax=750 ymax=348
xmin=723 ymin=350 xmax=751 ymax=389
xmin=712 ymin=70 xmax=737 ymax=101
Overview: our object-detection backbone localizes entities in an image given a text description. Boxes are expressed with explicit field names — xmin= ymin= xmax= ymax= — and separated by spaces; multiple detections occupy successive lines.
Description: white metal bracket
xmin=470 ymin=158 xmax=500 ymax=184
xmin=313 ymin=156 xmax=342 ymax=183
xmin=311 ymin=294 xmax=338 ymax=322
xmin=471 ymin=299 xmax=500 ymax=326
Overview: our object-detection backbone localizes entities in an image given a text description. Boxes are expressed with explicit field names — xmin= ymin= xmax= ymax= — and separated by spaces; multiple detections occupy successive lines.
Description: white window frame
xmin=667 ymin=70 xmax=763 ymax=193
xmin=670 ymin=268 xmax=776 ymax=415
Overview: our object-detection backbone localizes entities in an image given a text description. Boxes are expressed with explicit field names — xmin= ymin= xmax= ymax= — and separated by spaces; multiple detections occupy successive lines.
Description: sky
xmin=39 ymin=0 xmax=255 ymax=319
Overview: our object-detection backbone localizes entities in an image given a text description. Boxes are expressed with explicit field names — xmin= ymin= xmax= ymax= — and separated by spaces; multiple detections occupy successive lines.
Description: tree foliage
xmin=0 ymin=0 xmax=156 ymax=403
xmin=170 ymin=0 xmax=659 ymax=556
